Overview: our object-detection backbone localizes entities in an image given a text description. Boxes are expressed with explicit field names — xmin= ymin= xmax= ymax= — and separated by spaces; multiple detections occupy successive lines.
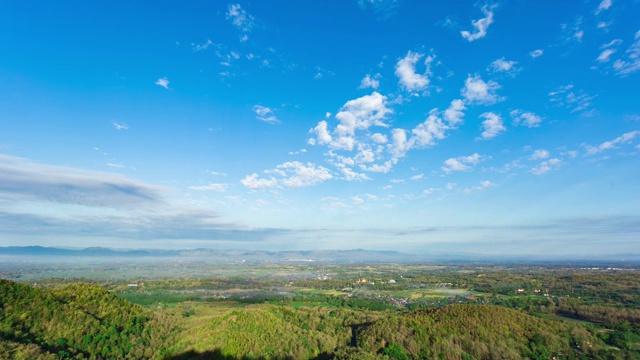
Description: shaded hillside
xmin=355 ymin=304 xmax=606 ymax=359
xmin=0 ymin=280 xmax=179 ymax=359
xmin=175 ymin=305 xmax=381 ymax=359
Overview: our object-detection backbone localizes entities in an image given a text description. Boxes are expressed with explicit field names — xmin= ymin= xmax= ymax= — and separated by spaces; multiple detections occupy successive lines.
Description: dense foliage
xmin=0 ymin=280 xmax=178 ymax=359
xmin=2 ymin=264 xmax=640 ymax=359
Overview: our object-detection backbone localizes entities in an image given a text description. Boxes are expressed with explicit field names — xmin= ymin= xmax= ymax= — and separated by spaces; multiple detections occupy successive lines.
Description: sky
xmin=0 ymin=0 xmax=639 ymax=256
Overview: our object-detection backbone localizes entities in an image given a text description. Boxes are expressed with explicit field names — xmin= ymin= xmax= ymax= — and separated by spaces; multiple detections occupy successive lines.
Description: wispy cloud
xmin=227 ymin=4 xmax=255 ymax=32
xmin=529 ymin=49 xmax=544 ymax=58
xmin=253 ymin=105 xmax=279 ymax=124
xmin=613 ymin=30 xmax=640 ymax=76
xmin=358 ymin=0 xmax=399 ymax=19
xmin=510 ymin=110 xmax=542 ymax=128
xmin=112 ymin=122 xmax=128 ymax=130
xmin=189 ymin=183 xmax=228 ymax=192
xmin=155 ymin=77 xmax=170 ymax=89
xmin=595 ymin=0 xmax=612 ymax=15
xmin=460 ymin=5 xmax=496 ymax=42
xmin=584 ymin=131 xmax=640 ymax=154
xmin=0 ymin=154 xmax=163 ymax=208
xmin=548 ymin=84 xmax=594 ymax=113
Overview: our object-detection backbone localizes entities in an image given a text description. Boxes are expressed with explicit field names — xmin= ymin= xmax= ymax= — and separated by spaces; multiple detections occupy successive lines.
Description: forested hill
xmin=356 ymin=305 xmax=605 ymax=359
xmin=0 ymin=279 xmax=632 ymax=359
xmin=0 ymin=279 xmax=179 ymax=359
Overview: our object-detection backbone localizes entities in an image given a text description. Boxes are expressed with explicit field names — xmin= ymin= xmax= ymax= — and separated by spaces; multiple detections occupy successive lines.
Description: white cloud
xmin=395 ymin=51 xmax=432 ymax=93
xmin=277 ymin=162 xmax=333 ymax=187
xmin=389 ymin=128 xmax=409 ymax=157
xmin=370 ymin=133 xmax=388 ymax=144
xmin=335 ymin=92 xmax=391 ymax=135
xmin=597 ymin=49 xmax=616 ymax=62
xmin=253 ymin=105 xmax=279 ymax=124
xmin=242 ymin=162 xmax=332 ymax=189
xmin=597 ymin=39 xmax=622 ymax=63
xmin=464 ymin=180 xmax=495 ymax=193
xmin=359 ymin=74 xmax=380 ymax=89
xmin=585 ymin=131 xmax=640 ymax=154
xmin=460 ymin=5 xmax=495 ymax=42
xmin=352 ymin=196 xmax=364 ymax=205
xmin=192 ymin=39 xmax=214 ymax=52
xmin=227 ymin=4 xmax=254 ymax=32
xmin=548 ymin=85 xmax=594 ymax=113
xmin=531 ymin=158 xmax=561 ymax=175
xmin=529 ymin=49 xmax=544 ymax=58
xmin=410 ymin=174 xmax=424 ymax=180
xmin=410 ymin=110 xmax=447 ymax=148
xmin=461 ymin=74 xmax=503 ymax=105
xmin=241 ymin=174 xmax=278 ymax=189
xmin=240 ymin=34 xmax=249 ymax=42
xmin=613 ymin=30 xmax=640 ymax=76
xmin=112 ymin=122 xmax=128 ymax=130
xmin=478 ymin=112 xmax=505 ymax=140
xmin=308 ymin=121 xmax=331 ymax=145
xmin=189 ymin=183 xmax=228 ymax=192
xmin=510 ymin=110 xmax=543 ymax=128
xmin=530 ymin=149 xmax=550 ymax=160
xmin=443 ymin=99 xmax=466 ymax=127
xmin=155 ymin=77 xmax=169 ymax=89
xmin=596 ymin=0 xmax=612 ymax=15
xmin=442 ymin=153 xmax=487 ymax=173
xmin=562 ymin=18 xmax=584 ymax=43
xmin=489 ymin=57 xmax=519 ymax=73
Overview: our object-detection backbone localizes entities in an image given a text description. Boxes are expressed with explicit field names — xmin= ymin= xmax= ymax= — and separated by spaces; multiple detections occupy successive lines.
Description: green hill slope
xmin=0 ymin=280 xmax=178 ymax=359
xmin=356 ymin=304 xmax=606 ymax=359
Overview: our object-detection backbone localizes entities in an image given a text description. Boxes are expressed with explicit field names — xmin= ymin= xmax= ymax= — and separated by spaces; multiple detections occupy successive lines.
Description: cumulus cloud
xmin=461 ymin=74 xmax=503 ymax=105
xmin=253 ymin=105 xmax=279 ymax=124
xmin=442 ymin=153 xmax=488 ymax=173
xmin=460 ymin=5 xmax=495 ymax=42
xmin=530 ymin=149 xmax=550 ymax=160
xmin=395 ymin=51 xmax=433 ymax=93
xmin=309 ymin=92 xmax=392 ymax=151
xmin=531 ymin=158 xmax=562 ymax=175
xmin=155 ymin=77 xmax=170 ymax=89
xmin=241 ymin=173 xmax=278 ymax=189
xmin=0 ymin=154 xmax=164 ymax=208
xmin=242 ymin=162 xmax=333 ymax=189
xmin=443 ymin=99 xmax=466 ymax=127
xmin=530 ymin=49 xmax=544 ymax=58
xmin=489 ymin=58 xmax=520 ymax=75
xmin=478 ymin=112 xmax=505 ymax=140
xmin=510 ymin=110 xmax=543 ymax=128
xmin=359 ymin=74 xmax=380 ymax=89
xmin=585 ymin=131 xmax=640 ymax=154
xmin=464 ymin=180 xmax=495 ymax=193
xmin=370 ymin=133 xmax=388 ymax=143
xmin=227 ymin=4 xmax=254 ymax=32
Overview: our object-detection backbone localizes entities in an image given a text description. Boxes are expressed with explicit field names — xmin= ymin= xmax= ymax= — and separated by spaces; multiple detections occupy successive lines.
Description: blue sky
xmin=1 ymin=0 xmax=639 ymax=256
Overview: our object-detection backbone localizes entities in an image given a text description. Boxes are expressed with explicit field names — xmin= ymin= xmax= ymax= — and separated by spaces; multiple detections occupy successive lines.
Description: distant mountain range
xmin=0 ymin=246 xmax=638 ymax=264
